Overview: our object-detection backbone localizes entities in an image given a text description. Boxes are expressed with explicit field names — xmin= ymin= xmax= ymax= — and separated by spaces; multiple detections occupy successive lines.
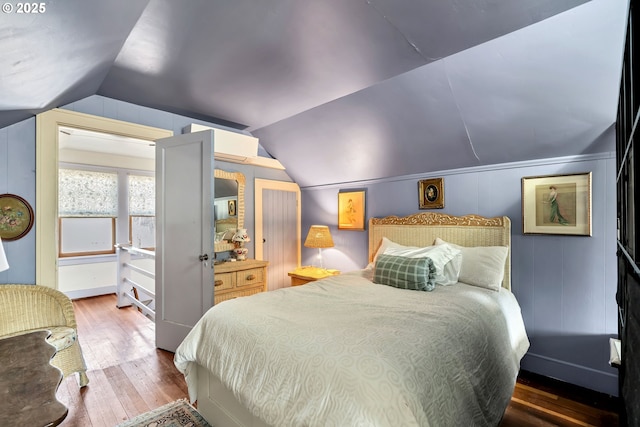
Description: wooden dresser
xmin=214 ymin=259 xmax=269 ymax=305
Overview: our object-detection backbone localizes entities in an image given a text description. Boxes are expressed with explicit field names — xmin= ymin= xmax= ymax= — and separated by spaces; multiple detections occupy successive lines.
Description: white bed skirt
xmin=196 ymin=364 xmax=270 ymax=427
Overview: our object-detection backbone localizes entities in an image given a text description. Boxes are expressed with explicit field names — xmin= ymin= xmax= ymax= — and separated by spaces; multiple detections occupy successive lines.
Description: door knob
xmin=199 ymin=254 xmax=209 ymax=261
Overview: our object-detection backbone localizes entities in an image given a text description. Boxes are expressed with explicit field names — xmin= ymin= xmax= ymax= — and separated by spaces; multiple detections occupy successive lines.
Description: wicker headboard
xmin=368 ymin=212 xmax=511 ymax=290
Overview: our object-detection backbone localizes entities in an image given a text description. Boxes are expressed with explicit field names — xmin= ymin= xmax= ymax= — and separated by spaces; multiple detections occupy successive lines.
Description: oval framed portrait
xmin=418 ymin=178 xmax=444 ymax=209
xmin=425 ymin=185 xmax=438 ymax=202
xmin=0 ymin=193 xmax=34 ymax=240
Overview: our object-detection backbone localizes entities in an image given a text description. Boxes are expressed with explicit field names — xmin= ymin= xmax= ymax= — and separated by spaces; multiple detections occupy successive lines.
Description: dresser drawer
xmin=213 ymin=259 xmax=269 ymax=306
xmin=215 ymin=286 xmax=263 ymax=304
xmin=236 ymin=268 xmax=265 ymax=288
xmin=214 ymin=272 xmax=235 ymax=291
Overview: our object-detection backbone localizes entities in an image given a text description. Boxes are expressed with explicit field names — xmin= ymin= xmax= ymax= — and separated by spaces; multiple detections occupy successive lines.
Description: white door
xmin=255 ymin=179 xmax=301 ymax=290
xmin=155 ymin=130 xmax=215 ymax=352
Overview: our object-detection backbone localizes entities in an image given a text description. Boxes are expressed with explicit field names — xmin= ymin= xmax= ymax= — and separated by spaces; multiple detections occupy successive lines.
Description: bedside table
xmin=288 ymin=266 xmax=340 ymax=286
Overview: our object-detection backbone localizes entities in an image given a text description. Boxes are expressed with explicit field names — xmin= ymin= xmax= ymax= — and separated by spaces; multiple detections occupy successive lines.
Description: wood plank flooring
xmin=56 ymin=294 xmax=619 ymax=426
xmin=57 ymin=294 xmax=188 ymax=426
xmin=501 ymin=373 xmax=619 ymax=427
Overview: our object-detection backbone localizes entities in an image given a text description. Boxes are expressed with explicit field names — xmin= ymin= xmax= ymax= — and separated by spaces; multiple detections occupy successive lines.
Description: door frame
xmin=35 ymin=108 xmax=173 ymax=289
xmin=254 ymin=179 xmax=301 ymax=266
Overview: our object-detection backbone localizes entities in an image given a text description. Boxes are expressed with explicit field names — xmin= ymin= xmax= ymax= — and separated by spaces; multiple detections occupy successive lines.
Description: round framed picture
xmin=0 ymin=193 xmax=34 ymax=240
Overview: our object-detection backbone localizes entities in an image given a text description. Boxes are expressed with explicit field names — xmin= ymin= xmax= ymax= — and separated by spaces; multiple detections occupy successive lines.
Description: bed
xmin=174 ymin=212 xmax=530 ymax=427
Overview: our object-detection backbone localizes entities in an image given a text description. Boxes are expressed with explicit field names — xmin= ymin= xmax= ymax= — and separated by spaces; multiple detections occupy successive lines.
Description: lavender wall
xmin=0 ymin=118 xmax=36 ymax=284
xmin=301 ymin=151 xmax=618 ymax=396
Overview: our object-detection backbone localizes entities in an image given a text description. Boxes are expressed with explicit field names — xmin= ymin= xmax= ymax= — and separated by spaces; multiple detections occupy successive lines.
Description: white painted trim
xmin=254 ymin=179 xmax=301 ymax=266
xmin=184 ymin=123 xmax=285 ymax=170
xmin=301 ymin=152 xmax=616 ymax=191
xmin=36 ymin=108 xmax=173 ymax=289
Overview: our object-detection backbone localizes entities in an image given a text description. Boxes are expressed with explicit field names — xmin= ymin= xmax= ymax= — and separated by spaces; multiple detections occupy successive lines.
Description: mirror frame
xmin=214 ymin=169 xmax=245 ymax=230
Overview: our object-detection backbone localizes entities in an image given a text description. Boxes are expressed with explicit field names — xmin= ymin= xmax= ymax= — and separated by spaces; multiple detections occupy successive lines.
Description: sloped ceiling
xmin=0 ymin=0 xmax=628 ymax=187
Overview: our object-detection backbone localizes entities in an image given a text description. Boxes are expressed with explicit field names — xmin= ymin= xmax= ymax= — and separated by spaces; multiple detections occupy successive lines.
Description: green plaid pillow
xmin=373 ymin=254 xmax=436 ymax=291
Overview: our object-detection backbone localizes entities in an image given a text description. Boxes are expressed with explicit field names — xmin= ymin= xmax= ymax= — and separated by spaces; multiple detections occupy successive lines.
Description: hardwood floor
xmin=57 ymin=294 xmax=619 ymax=426
xmin=501 ymin=372 xmax=619 ymax=427
xmin=57 ymin=294 xmax=188 ymax=426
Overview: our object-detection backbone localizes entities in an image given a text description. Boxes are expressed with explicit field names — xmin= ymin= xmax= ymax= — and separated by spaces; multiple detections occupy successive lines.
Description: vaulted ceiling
xmin=0 ymin=0 xmax=628 ymax=187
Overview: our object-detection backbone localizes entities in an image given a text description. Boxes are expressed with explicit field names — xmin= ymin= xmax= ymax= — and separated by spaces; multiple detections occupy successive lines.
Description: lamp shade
xmin=304 ymin=225 xmax=334 ymax=248
xmin=0 ymin=237 xmax=8 ymax=272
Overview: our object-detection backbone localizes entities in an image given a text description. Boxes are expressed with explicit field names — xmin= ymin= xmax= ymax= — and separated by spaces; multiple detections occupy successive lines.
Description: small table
xmin=0 ymin=331 xmax=68 ymax=427
xmin=288 ymin=266 xmax=340 ymax=286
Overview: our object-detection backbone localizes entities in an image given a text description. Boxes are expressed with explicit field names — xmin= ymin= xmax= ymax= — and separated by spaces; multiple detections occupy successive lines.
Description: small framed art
xmin=0 ymin=193 xmax=34 ymax=241
xmin=418 ymin=178 xmax=444 ymax=209
xmin=338 ymin=189 xmax=366 ymax=230
xmin=521 ymin=172 xmax=592 ymax=236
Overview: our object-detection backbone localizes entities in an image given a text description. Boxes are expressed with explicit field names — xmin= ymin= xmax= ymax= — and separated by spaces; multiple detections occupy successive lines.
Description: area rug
xmin=116 ymin=399 xmax=211 ymax=427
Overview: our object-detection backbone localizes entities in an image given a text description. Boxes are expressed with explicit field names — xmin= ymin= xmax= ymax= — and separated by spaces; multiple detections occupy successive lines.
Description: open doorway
xmin=35 ymin=109 xmax=173 ymax=290
xmin=57 ymin=126 xmax=156 ymax=300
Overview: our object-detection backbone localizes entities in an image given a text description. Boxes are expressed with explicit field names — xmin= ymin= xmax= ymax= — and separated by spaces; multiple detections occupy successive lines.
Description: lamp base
xmin=233 ymin=247 xmax=248 ymax=260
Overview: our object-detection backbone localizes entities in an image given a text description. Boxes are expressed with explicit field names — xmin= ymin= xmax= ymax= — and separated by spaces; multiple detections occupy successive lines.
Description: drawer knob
xmin=214 ymin=280 xmax=223 ymax=287
xmin=246 ymin=274 xmax=256 ymax=281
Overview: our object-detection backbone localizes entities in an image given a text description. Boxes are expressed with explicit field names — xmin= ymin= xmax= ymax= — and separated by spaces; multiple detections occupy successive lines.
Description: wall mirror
xmin=214 ymin=169 xmax=245 ymax=252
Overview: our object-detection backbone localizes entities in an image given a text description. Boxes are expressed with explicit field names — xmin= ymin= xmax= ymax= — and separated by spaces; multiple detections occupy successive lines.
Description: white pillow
xmin=434 ymin=237 xmax=508 ymax=291
xmin=372 ymin=237 xmax=396 ymax=263
xmin=382 ymin=241 xmax=462 ymax=285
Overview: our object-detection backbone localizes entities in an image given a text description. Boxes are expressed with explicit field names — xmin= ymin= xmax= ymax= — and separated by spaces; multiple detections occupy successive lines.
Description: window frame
xmin=58 ymin=163 xmax=155 ymax=264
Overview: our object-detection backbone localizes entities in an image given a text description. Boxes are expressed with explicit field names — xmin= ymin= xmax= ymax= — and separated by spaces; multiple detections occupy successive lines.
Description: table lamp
xmin=0 ymin=237 xmax=8 ymax=272
xmin=232 ymin=228 xmax=251 ymax=260
xmin=304 ymin=225 xmax=334 ymax=269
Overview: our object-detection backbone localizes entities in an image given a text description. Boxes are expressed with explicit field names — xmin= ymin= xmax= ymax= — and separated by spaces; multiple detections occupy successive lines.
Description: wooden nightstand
xmin=288 ymin=266 xmax=340 ymax=286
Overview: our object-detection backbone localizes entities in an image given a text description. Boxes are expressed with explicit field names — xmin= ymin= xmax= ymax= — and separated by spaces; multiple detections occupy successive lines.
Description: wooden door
xmin=155 ymin=131 xmax=215 ymax=352
xmin=255 ymin=180 xmax=300 ymax=290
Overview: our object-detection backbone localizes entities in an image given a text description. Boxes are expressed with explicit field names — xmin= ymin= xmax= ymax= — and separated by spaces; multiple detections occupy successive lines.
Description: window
xmin=58 ymin=169 xmax=118 ymax=257
xmin=58 ymin=167 xmax=155 ymax=257
xmin=129 ymin=174 xmax=156 ymax=249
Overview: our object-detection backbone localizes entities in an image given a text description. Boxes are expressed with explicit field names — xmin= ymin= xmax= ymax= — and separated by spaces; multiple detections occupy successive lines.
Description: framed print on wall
xmin=338 ymin=189 xmax=366 ymax=230
xmin=521 ymin=172 xmax=592 ymax=236
xmin=418 ymin=178 xmax=444 ymax=209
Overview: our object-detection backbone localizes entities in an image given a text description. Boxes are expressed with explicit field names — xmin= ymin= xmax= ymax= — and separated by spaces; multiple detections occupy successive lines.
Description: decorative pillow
xmin=373 ymin=254 xmax=436 ymax=291
xmin=383 ymin=242 xmax=462 ymax=285
xmin=435 ymin=238 xmax=508 ymax=291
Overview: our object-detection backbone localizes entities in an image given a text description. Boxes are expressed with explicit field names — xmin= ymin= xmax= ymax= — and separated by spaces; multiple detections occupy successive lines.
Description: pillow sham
xmin=373 ymin=254 xmax=436 ymax=291
xmin=382 ymin=242 xmax=462 ymax=285
xmin=372 ymin=237 xmax=397 ymax=263
xmin=434 ymin=237 xmax=508 ymax=291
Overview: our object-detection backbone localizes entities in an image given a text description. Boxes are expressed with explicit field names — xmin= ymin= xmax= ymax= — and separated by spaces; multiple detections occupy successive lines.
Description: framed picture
xmin=0 ymin=193 xmax=34 ymax=241
xmin=228 ymin=199 xmax=237 ymax=217
xmin=521 ymin=172 xmax=592 ymax=236
xmin=418 ymin=178 xmax=444 ymax=209
xmin=338 ymin=189 xmax=366 ymax=230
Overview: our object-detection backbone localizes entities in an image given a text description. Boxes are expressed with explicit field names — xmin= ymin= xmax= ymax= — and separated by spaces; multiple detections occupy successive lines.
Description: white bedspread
xmin=174 ymin=272 xmax=529 ymax=427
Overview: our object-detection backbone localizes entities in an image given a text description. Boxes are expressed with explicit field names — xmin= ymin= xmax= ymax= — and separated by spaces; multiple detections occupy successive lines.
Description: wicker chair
xmin=0 ymin=284 xmax=89 ymax=387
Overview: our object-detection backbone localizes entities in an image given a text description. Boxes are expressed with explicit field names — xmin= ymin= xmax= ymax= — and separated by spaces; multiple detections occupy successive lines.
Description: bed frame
xmin=194 ymin=212 xmax=512 ymax=426
xmin=368 ymin=212 xmax=511 ymax=290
